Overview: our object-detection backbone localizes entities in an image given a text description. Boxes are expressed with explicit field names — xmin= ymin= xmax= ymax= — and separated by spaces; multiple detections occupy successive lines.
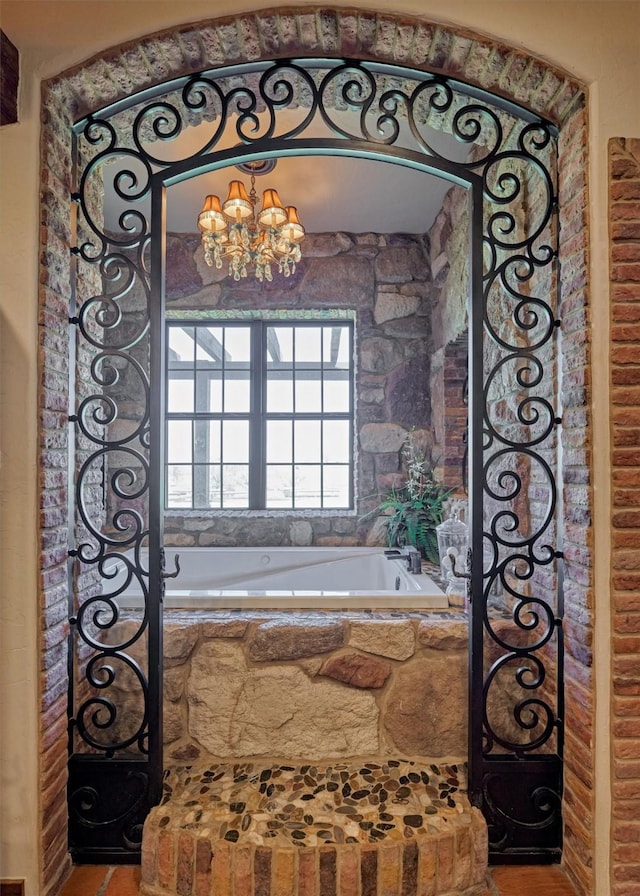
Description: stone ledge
xmin=141 ymin=760 xmax=488 ymax=896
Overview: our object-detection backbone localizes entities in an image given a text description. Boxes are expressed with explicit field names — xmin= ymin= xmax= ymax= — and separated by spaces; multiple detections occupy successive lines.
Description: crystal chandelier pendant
xmin=197 ymin=165 xmax=305 ymax=281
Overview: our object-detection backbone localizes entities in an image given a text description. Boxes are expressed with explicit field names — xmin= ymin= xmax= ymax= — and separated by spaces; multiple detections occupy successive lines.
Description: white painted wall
xmin=0 ymin=3 xmax=638 ymax=894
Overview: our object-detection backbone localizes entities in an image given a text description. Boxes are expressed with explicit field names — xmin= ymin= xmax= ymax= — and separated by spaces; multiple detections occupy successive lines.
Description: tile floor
xmin=59 ymin=862 xmax=578 ymax=896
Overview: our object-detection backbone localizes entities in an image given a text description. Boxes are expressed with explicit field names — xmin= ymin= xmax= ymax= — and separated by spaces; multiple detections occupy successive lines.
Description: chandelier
xmin=197 ymin=169 xmax=305 ymax=282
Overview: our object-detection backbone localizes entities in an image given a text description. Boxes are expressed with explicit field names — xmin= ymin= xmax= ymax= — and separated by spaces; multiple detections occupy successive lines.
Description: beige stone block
xmin=359 ymin=335 xmax=403 ymax=374
xmin=417 ymin=838 xmax=437 ymax=896
xmin=299 ymin=657 xmax=324 ymax=676
xmin=289 ymin=519 xmax=314 ymax=545
xmin=471 ymin=807 xmax=489 ymax=885
xmin=436 ymin=831 xmax=455 ymax=892
xmin=232 ymin=843 xmax=253 ymax=895
xmin=157 ymin=828 xmax=175 ymax=890
xmin=140 ymin=824 xmax=157 ymax=885
xmin=375 ymin=243 xmax=428 ymax=283
xmin=272 ymin=847 xmax=296 ymax=896
xmin=359 ymin=422 xmax=407 ymax=454
xmin=164 ymin=623 xmax=200 ymax=668
xmin=211 ymin=840 xmax=231 ymax=896
xmin=194 ymin=837 xmax=213 ymax=896
xmin=297 ymin=848 xmax=317 ymax=896
xmin=176 ymin=831 xmax=195 ymax=896
xmin=187 ymin=640 xmax=379 ymax=757
xmin=378 ymin=841 xmax=401 ymax=895
xmin=200 ymin=619 xmax=249 ymax=639
xmin=338 ymin=843 xmax=359 ymax=895
xmin=454 ymin=824 xmax=473 ymax=889
xmin=349 ymin=619 xmax=415 ymax=660
xmin=301 ymin=254 xmax=374 ymax=304
xmin=417 ymin=618 xmax=468 ymax=650
xmin=164 ymin=666 xmax=186 ymax=702
xmin=302 ymin=231 xmax=353 ymax=256
xmin=163 ymin=700 xmax=184 ymax=745
xmin=374 ymin=292 xmax=420 ymax=324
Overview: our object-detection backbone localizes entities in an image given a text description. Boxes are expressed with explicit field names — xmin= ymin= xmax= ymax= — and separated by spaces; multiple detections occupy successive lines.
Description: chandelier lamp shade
xmin=198 ymin=174 xmax=305 ymax=282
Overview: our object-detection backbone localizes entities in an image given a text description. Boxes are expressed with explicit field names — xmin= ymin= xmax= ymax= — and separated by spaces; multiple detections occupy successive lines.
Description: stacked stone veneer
xmin=35 ymin=9 xmax=595 ymax=896
xmin=422 ymin=185 xmax=469 ymax=495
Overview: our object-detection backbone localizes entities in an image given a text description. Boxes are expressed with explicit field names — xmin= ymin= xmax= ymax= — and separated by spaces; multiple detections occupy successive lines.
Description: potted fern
xmin=367 ymin=429 xmax=452 ymax=564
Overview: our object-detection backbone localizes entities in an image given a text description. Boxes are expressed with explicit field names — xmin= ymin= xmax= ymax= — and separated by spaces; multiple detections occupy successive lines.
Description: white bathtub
xmin=109 ymin=546 xmax=448 ymax=610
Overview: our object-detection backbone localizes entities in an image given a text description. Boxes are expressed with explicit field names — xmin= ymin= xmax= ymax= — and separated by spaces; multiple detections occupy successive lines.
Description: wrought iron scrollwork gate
xmin=67 ymin=58 xmax=563 ymax=862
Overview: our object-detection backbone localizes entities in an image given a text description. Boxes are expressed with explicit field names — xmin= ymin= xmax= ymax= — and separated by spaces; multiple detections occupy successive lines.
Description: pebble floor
xmin=157 ymin=759 xmax=467 ymax=847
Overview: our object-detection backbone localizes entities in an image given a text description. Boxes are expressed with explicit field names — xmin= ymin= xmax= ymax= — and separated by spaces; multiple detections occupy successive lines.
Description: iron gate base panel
xmin=481 ymin=754 xmax=563 ymax=864
xmin=68 ymin=754 xmax=151 ymax=863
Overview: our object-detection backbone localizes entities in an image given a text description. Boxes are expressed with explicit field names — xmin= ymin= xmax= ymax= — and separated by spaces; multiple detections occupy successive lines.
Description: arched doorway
xmin=35 ymin=10 xmax=592 ymax=891
xmin=66 ymin=54 xmax=562 ymax=862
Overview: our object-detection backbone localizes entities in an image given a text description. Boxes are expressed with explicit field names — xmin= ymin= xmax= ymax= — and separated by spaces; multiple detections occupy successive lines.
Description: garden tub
xmin=109 ymin=546 xmax=448 ymax=610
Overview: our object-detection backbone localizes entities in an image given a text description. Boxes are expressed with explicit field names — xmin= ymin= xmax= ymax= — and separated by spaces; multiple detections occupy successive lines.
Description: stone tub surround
xmin=140 ymin=759 xmax=488 ymax=896
xmin=106 ymin=610 xmax=471 ymax=764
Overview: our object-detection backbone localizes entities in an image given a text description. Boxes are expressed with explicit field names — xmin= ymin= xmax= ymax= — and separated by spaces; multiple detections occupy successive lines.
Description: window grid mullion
xmin=167 ymin=318 xmax=353 ymax=511
xmin=320 ymin=327 xmax=325 ymax=507
xmin=249 ymin=322 xmax=265 ymax=509
xmin=291 ymin=326 xmax=297 ymax=507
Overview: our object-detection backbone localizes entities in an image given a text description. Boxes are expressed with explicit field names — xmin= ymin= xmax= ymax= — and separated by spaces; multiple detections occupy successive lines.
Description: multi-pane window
xmin=165 ymin=319 xmax=354 ymax=510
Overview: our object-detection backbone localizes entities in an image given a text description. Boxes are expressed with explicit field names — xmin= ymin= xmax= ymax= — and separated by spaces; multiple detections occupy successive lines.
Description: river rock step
xmin=140 ymin=759 xmax=488 ymax=895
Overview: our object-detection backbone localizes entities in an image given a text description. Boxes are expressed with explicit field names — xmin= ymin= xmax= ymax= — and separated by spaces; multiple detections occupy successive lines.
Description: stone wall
xmin=110 ymin=613 xmax=467 ymax=764
xmin=160 ymin=229 xmax=446 ymax=549
xmin=427 ymin=186 xmax=470 ymax=494
xmin=107 ymin=609 xmax=536 ymax=769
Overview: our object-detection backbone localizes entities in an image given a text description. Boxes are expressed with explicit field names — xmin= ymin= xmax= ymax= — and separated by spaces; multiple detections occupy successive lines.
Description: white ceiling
xmin=166 ymin=154 xmax=459 ymax=236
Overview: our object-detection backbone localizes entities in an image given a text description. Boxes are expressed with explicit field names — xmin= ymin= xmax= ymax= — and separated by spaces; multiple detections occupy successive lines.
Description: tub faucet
xmin=384 ymin=545 xmax=422 ymax=573
xmin=401 ymin=545 xmax=422 ymax=574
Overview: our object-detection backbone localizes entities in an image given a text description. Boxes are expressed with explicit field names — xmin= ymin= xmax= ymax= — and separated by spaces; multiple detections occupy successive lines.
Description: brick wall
xmin=35 ymin=8 xmax=590 ymax=893
xmin=609 ymin=137 xmax=640 ymax=896
xmin=38 ymin=91 xmax=75 ymax=895
xmin=39 ymin=86 xmax=106 ymax=896
xmin=557 ymin=101 xmax=595 ymax=896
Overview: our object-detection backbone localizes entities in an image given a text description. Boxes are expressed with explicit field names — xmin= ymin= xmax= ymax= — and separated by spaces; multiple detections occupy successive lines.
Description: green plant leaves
xmin=359 ymin=429 xmax=455 ymax=563
xmin=383 ymin=487 xmax=450 ymax=563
